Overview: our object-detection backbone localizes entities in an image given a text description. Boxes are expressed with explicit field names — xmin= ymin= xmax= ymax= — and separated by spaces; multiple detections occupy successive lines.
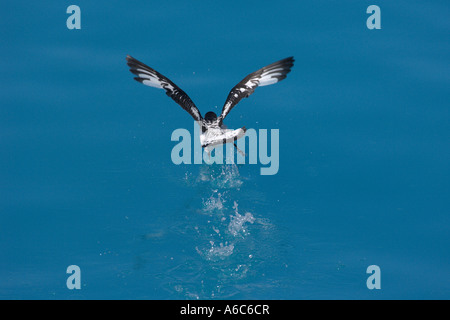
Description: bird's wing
xmin=218 ymin=57 xmax=294 ymax=125
xmin=126 ymin=55 xmax=203 ymax=123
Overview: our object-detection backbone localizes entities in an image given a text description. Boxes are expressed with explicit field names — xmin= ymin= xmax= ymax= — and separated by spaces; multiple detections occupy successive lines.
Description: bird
xmin=126 ymin=55 xmax=294 ymax=154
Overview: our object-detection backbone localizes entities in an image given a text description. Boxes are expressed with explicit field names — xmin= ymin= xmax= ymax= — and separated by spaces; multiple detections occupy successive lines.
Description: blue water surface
xmin=1 ymin=0 xmax=449 ymax=299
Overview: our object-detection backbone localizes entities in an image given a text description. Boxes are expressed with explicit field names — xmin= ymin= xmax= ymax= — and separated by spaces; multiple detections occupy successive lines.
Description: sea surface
xmin=0 ymin=0 xmax=449 ymax=299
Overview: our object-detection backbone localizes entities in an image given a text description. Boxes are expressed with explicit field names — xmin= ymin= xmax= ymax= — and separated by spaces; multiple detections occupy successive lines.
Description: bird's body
xmin=201 ymin=126 xmax=247 ymax=154
xmin=126 ymin=55 xmax=294 ymax=151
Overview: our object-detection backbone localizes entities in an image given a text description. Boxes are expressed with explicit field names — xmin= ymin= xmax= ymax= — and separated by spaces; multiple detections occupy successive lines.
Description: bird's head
xmin=204 ymin=111 xmax=218 ymax=123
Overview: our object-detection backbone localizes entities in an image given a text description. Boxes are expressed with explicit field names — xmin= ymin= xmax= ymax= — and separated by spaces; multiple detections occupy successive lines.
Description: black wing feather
xmin=126 ymin=55 xmax=203 ymax=123
xmin=218 ymin=57 xmax=294 ymax=125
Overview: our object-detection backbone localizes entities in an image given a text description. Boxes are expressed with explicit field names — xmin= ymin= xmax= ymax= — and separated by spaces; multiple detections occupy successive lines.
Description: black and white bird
xmin=126 ymin=55 xmax=294 ymax=153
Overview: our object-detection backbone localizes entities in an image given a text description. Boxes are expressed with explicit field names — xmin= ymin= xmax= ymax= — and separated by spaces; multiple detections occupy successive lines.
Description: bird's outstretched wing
xmin=218 ymin=57 xmax=294 ymax=125
xmin=126 ymin=55 xmax=203 ymax=123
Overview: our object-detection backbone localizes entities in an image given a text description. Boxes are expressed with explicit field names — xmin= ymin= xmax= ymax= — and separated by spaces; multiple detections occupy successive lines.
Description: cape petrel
xmin=126 ymin=55 xmax=294 ymax=153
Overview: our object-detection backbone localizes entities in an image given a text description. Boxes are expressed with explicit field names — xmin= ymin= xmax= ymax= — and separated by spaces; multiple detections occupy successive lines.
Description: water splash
xmin=228 ymin=201 xmax=255 ymax=237
xmin=197 ymin=164 xmax=243 ymax=189
xmin=197 ymin=241 xmax=235 ymax=261
xmin=201 ymin=191 xmax=225 ymax=214
xmin=154 ymin=163 xmax=275 ymax=299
